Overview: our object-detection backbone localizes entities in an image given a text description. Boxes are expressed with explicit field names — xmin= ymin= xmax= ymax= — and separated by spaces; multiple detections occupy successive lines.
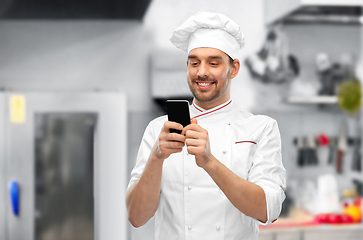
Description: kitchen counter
xmin=259 ymin=208 xmax=362 ymax=240
xmin=259 ymin=223 xmax=363 ymax=240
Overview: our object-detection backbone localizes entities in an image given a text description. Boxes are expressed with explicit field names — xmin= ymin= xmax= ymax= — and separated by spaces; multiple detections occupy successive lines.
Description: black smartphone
xmin=166 ymin=100 xmax=191 ymax=134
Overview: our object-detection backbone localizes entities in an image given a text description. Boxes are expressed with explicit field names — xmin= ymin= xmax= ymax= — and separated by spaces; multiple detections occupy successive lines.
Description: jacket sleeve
xmin=248 ymin=118 xmax=286 ymax=226
xmin=127 ymin=121 xmax=157 ymax=190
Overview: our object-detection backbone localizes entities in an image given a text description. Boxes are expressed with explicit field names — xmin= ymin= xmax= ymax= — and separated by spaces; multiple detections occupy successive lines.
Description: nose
xmin=197 ymin=62 xmax=209 ymax=78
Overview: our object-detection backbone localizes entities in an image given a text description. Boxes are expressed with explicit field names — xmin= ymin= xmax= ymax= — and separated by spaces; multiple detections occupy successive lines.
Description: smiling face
xmin=187 ymin=47 xmax=240 ymax=110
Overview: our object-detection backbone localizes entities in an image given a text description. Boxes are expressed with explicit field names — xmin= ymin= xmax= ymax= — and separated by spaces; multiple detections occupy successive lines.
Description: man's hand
xmin=152 ymin=121 xmax=186 ymax=161
xmin=127 ymin=121 xmax=186 ymax=228
xmin=182 ymin=118 xmax=213 ymax=168
xmin=181 ymin=119 xmax=268 ymax=223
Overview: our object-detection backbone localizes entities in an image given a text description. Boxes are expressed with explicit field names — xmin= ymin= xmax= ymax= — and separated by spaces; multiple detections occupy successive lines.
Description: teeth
xmin=198 ymin=82 xmax=212 ymax=86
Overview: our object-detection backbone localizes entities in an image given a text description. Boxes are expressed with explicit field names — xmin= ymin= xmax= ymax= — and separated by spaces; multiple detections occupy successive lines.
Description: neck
xmin=194 ymin=97 xmax=231 ymax=110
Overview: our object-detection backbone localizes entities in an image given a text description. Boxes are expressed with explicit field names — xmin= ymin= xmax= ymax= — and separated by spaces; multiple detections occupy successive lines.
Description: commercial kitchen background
xmin=1 ymin=0 xmax=363 ymax=240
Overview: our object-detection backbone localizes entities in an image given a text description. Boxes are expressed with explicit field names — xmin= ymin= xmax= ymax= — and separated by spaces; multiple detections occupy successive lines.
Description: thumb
xmin=191 ymin=118 xmax=198 ymax=124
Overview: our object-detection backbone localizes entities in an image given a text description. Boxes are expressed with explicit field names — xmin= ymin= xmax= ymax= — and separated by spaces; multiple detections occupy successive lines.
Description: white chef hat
xmin=170 ymin=12 xmax=245 ymax=60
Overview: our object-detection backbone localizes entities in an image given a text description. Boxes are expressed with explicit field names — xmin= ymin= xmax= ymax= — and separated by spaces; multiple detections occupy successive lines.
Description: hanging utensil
xmin=352 ymin=112 xmax=362 ymax=172
xmin=328 ymin=137 xmax=336 ymax=165
xmin=297 ymin=136 xmax=305 ymax=167
xmin=351 ymin=137 xmax=361 ymax=171
xmin=307 ymin=135 xmax=319 ymax=165
xmin=244 ymin=27 xmax=299 ymax=83
xmin=336 ymin=120 xmax=348 ymax=174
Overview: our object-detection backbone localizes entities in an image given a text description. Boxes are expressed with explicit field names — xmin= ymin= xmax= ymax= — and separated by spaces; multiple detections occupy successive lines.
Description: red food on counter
xmin=340 ymin=214 xmax=354 ymax=224
xmin=315 ymin=213 xmax=329 ymax=223
xmin=327 ymin=214 xmax=342 ymax=224
xmin=315 ymin=213 xmax=345 ymax=224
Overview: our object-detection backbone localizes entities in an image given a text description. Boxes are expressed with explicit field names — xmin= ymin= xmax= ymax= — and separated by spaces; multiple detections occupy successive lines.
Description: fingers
xmin=158 ymin=136 xmax=185 ymax=149
xmin=163 ymin=121 xmax=183 ymax=134
xmin=160 ymin=122 xmax=185 ymax=146
xmin=182 ymin=119 xmax=206 ymax=139
xmin=153 ymin=121 xmax=186 ymax=160
xmin=185 ymin=131 xmax=208 ymax=154
xmin=182 ymin=119 xmax=209 ymax=154
xmin=155 ymin=119 xmax=208 ymax=160
xmin=186 ymin=145 xmax=205 ymax=156
xmin=181 ymin=118 xmax=201 ymax=136
xmin=185 ymin=134 xmax=210 ymax=159
xmin=185 ymin=129 xmax=204 ymax=139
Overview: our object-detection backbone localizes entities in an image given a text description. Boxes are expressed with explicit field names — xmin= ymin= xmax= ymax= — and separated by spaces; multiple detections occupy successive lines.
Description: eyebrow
xmin=187 ymin=55 xmax=223 ymax=60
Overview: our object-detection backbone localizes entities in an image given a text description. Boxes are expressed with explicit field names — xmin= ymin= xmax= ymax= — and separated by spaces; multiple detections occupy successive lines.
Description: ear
xmin=230 ymin=59 xmax=240 ymax=79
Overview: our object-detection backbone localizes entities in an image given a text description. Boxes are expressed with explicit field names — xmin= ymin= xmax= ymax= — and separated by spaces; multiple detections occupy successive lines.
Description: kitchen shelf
xmin=287 ymin=96 xmax=338 ymax=104
xmin=301 ymin=0 xmax=363 ymax=6
xmin=266 ymin=1 xmax=363 ymax=25
xmin=284 ymin=14 xmax=363 ymax=24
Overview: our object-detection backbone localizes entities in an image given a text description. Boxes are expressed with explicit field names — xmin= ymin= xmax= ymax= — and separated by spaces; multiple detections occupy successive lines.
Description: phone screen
xmin=166 ymin=100 xmax=191 ymax=134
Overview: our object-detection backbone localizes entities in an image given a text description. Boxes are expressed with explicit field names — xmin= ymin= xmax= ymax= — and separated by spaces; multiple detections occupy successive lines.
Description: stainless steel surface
xmin=34 ymin=113 xmax=96 ymax=240
xmin=6 ymin=94 xmax=35 ymax=240
xmin=0 ymin=94 xmax=6 ymax=239
xmin=2 ymin=91 xmax=127 ymax=240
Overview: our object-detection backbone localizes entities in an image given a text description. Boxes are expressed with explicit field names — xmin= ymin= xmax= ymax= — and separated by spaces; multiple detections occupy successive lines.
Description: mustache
xmin=195 ymin=76 xmax=214 ymax=81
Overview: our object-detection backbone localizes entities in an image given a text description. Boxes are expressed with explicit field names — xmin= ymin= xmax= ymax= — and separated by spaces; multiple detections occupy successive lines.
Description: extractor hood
xmin=265 ymin=0 xmax=363 ymax=25
xmin=284 ymin=5 xmax=363 ymax=24
xmin=0 ymin=0 xmax=152 ymax=20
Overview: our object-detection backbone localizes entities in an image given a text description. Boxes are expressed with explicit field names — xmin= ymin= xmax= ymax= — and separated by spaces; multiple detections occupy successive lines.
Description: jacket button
xmin=188 ymin=226 xmax=192 ymax=230
xmin=216 ymin=226 xmax=221 ymax=231
xmin=187 ymin=186 xmax=192 ymax=190
xmin=223 ymin=151 xmax=227 ymax=154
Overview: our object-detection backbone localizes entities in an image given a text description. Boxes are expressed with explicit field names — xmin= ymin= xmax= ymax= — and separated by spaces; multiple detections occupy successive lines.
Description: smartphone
xmin=166 ymin=100 xmax=191 ymax=134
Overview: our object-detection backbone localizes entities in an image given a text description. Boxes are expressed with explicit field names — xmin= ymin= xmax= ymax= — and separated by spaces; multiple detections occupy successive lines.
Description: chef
xmin=126 ymin=12 xmax=286 ymax=240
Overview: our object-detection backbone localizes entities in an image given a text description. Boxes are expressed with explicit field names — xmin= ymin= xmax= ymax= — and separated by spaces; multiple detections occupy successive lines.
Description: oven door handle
xmin=9 ymin=180 xmax=20 ymax=216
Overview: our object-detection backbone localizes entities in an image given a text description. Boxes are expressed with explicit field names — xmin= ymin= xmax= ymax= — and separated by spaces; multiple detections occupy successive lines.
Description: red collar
xmin=193 ymin=100 xmax=232 ymax=119
xmin=192 ymin=102 xmax=203 ymax=112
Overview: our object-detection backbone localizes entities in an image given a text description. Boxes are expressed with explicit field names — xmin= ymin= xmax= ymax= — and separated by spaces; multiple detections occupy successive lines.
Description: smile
xmin=196 ymin=82 xmax=214 ymax=90
xmin=198 ymin=82 xmax=212 ymax=86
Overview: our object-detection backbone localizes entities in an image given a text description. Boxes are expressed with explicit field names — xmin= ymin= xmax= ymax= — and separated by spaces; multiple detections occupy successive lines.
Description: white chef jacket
xmin=128 ymin=99 xmax=286 ymax=240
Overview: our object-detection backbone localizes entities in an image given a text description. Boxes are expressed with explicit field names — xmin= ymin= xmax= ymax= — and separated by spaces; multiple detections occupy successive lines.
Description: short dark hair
xmin=229 ymin=56 xmax=234 ymax=67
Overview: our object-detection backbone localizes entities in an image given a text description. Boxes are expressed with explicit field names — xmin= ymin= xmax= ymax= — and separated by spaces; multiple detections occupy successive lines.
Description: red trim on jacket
xmin=235 ymin=141 xmax=257 ymax=145
xmin=193 ymin=102 xmax=203 ymax=112
xmin=193 ymin=100 xmax=232 ymax=119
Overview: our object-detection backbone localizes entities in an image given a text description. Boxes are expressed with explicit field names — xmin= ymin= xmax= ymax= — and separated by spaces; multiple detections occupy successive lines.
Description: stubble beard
xmin=187 ymin=68 xmax=232 ymax=105
xmin=188 ymin=77 xmax=231 ymax=106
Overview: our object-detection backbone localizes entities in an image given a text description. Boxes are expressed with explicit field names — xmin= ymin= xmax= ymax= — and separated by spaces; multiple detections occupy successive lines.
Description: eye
xmin=190 ymin=61 xmax=199 ymax=67
xmin=210 ymin=62 xmax=219 ymax=66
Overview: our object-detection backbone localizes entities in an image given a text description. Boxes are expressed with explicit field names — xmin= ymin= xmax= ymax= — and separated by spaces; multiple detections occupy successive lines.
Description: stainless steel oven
xmin=0 ymin=91 xmax=127 ymax=240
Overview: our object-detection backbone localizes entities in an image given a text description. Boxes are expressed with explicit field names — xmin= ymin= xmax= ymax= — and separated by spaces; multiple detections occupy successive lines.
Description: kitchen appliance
xmin=0 ymin=91 xmax=127 ymax=240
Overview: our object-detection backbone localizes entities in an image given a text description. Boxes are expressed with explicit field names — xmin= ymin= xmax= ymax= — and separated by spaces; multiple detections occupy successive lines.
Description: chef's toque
xmin=170 ymin=12 xmax=245 ymax=60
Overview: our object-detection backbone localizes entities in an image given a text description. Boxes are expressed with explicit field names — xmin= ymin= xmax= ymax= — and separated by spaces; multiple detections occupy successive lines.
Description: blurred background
xmin=0 ymin=0 xmax=363 ymax=240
